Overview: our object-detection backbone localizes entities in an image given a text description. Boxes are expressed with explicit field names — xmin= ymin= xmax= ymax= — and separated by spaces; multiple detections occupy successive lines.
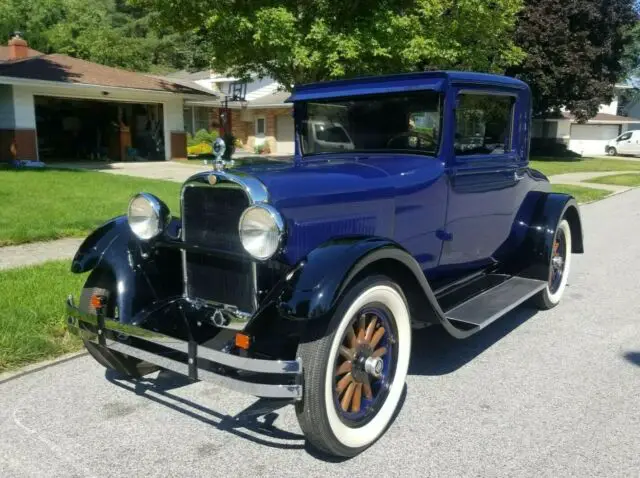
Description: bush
xmin=187 ymin=142 xmax=213 ymax=156
xmin=187 ymin=129 xmax=218 ymax=147
xmin=530 ymin=138 xmax=582 ymax=158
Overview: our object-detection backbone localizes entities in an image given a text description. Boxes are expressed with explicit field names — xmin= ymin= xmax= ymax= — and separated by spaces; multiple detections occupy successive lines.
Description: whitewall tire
xmin=533 ymin=219 xmax=572 ymax=310
xmin=295 ymin=275 xmax=412 ymax=457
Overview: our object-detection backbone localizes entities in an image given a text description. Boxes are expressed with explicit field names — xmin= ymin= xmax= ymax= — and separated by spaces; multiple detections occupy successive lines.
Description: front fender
xmin=70 ymin=216 xmax=182 ymax=323
xmin=277 ymin=237 xmax=443 ymax=322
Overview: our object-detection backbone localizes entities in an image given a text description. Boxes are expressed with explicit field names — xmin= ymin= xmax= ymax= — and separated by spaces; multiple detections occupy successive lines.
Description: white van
xmin=606 ymin=130 xmax=640 ymax=156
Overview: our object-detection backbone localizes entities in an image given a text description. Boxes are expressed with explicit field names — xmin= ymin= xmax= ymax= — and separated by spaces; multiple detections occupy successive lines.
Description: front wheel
xmin=295 ymin=275 xmax=412 ymax=457
xmin=607 ymin=147 xmax=617 ymax=156
xmin=533 ymin=219 xmax=572 ymax=310
xmin=80 ymin=272 xmax=157 ymax=378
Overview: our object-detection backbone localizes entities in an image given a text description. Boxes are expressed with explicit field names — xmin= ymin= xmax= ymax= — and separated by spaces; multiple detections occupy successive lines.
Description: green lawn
xmin=552 ymin=184 xmax=611 ymax=203
xmin=0 ymin=167 xmax=180 ymax=246
xmin=530 ymin=157 xmax=640 ymax=177
xmin=586 ymin=173 xmax=640 ymax=187
xmin=0 ymin=261 xmax=87 ymax=372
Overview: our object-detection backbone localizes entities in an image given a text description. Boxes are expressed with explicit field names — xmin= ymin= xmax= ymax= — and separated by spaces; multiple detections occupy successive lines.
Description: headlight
xmin=127 ymin=193 xmax=170 ymax=240
xmin=239 ymin=204 xmax=284 ymax=260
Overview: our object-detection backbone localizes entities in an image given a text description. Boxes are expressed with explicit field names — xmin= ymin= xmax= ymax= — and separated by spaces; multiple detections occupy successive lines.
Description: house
xmin=0 ymin=33 xmax=216 ymax=163
xmin=168 ymin=70 xmax=294 ymax=154
xmin=532 ymin=84 xmax=640 ymax=156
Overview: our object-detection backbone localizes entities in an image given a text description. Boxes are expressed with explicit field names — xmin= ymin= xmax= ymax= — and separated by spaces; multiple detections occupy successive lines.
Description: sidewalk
xmin=0 ymin=238 xmax=83 ymax=271
xmin=549 ymin=170 xmax=640 ymax=193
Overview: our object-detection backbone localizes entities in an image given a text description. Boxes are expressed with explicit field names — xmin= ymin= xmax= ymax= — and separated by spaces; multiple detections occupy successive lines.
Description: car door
xmin=616 ymin=132 xmax=633 ymax=154
xmin=438 ymin=89 xmax=524 ymax=278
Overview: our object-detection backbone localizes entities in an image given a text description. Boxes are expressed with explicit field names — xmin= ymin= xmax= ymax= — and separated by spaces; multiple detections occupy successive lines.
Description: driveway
xmin=2 ymin=190 xmax=640 ymax=477
xmin=54 ymin=161 xmax=210 ymax=183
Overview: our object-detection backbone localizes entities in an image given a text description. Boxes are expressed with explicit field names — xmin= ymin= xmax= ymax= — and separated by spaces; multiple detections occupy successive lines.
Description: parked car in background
xmin=606 ymin=130 xmax=640 ymax=156
xmin=66 ymin=71 xmax=583 ymax=458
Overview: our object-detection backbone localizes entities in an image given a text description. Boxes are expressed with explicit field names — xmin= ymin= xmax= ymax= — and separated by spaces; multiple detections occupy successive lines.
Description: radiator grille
xmin=182 ymin=185 xmax=256 ymax=313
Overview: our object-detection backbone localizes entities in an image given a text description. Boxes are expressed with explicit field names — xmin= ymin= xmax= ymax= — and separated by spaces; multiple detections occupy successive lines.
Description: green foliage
xmin=187 ymin=129 xmax=218 ymax=147
xmin=508 ymin=0 xmax=637 ymax=121
xmin=587 ymin=173 xmax=640 ymax=187
xmin=0 ymin=0 xmax=208 ymax=72
xmin=137 ymin=0 xmax=525 ymax=88
xmin=551 ymin=184 xmax=611 ymax=204
xmin=0 ymin=260 xmax=87 ymax=371
xmin=0 ymin=168 xmax=180 ymax=246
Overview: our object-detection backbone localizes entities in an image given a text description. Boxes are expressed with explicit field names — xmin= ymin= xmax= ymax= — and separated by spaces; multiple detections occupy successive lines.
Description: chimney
xmin=8 ymin=31 xmax=28 ymax=60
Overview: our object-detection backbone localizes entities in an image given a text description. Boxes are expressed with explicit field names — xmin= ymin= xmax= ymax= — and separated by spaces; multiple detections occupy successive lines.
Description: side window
xmin=617 ymin=132 xmax=632 ymax=142
xmin=455 ymin=94 xmax=514 ymax=156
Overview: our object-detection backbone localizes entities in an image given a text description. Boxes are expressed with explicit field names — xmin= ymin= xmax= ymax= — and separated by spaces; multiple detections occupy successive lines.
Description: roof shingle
xmin=0 ymin=54 xmax=212 ymax=95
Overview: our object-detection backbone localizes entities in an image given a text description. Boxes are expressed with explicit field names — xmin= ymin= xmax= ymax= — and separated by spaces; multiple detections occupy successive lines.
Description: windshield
xmin=298 ymin=91 xmax=443 ymax=156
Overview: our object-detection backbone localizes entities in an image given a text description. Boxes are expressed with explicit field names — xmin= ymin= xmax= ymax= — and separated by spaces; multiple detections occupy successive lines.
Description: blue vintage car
xmin=66 ymin=71 xmax=583 ymax=457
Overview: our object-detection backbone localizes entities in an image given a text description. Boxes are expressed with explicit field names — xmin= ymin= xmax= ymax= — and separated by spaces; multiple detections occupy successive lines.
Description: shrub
xmin=187 ymin=142 xmax=213 ymax=156
xmin=187 ymin=129 xmax=219 ymax=147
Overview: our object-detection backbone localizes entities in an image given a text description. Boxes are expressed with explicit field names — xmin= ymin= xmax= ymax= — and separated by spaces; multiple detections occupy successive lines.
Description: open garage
xmin=35 ymin=97 xmax=165 ymax=162
xmin=0 ymin=39 xmax=216 ymax=163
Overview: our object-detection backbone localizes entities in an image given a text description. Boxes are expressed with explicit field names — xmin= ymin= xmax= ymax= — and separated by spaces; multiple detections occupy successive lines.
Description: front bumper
xmin=66 ymin=297 xmax=302 ymax=400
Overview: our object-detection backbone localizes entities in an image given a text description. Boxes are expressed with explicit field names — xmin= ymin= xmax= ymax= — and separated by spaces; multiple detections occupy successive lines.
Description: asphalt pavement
xmin=1 ymin=189 xmax=640 ymax=477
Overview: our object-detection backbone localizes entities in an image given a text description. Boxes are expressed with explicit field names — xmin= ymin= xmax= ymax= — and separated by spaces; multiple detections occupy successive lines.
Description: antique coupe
xmin=66 ymin=71 xmax=583 ymax=458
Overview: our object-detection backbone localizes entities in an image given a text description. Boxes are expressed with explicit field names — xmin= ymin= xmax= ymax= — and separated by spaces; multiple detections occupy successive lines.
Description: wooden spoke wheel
xmin=296 ymin=275 xmax=411 ymax=458
xmin=333 ymin=307 xmax=396 ymax=424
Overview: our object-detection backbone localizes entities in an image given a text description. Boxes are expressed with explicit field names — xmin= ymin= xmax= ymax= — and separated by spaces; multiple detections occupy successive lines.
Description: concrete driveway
xmin=54 ymin=161 xmax=211 ymax=183
xmin=2 ymin=190 xmax=640 ymax=477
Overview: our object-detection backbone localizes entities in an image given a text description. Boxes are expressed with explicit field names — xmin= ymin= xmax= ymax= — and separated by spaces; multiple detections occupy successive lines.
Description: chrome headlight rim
xmin=127 ymin=192 xmax=170 ymax=241
xmin=238 ymin=204 xmax=285 ymax=261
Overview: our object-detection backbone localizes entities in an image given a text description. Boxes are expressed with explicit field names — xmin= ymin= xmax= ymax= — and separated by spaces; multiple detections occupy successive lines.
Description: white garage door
xmin=276 ymin=114 xmax=295 ymax=154
xmin=569 ymin=124 xmax=620 ymax=156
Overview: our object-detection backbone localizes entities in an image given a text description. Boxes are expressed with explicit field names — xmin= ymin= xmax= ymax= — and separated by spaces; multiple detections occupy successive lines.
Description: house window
xmin=256 ymin=117 xmax=266 ymax=137
xmin=183 ymin=106 xmax=211 ymax=135
xmin=455 ymin=94 xmax=514 ymax=156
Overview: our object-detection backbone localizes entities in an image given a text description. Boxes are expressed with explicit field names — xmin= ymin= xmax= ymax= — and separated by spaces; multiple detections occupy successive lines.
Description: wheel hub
xmin=334 ymin=309 xmax=393 ymax=417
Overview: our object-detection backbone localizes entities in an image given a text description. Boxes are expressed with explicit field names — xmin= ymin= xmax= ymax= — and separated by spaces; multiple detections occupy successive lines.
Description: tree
xmin=0 ymin=0 xmax=208 ymax=72
xmin=507 ymin=0 xmax=638 ymax=121
xmin=137 ymin=0 xmax=525 ymax=88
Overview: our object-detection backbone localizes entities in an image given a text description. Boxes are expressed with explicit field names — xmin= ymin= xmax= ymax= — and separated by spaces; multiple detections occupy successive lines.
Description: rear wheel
xmin=533 ymin=219 xmax=572 ymax=310
xmin=80 ymin=272 xmax=156 ymax=378
xmin=295 ymin=275 xmax=411 ymax=457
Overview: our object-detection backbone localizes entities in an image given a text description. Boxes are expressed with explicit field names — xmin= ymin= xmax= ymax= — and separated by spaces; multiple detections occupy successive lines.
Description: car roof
xmin=287 ymin=71 xmax=529 ymax=103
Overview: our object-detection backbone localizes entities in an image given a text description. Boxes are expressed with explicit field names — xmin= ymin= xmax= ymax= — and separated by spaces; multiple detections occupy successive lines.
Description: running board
xmin=444 ymin=276 xmax=546 ymax=330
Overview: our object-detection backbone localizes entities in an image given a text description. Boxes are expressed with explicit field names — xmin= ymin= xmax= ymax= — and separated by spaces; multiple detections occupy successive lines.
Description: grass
xmin=530 ymin=157 xmax=640 ymax=177
xmin=586 ymin=173 xmax=640 ymax=187
xmin=0 ymin=167 xmax=180 ymax=246
xmin=0 ymin=260 xmax=87 ymax=372
xmin=552 ymin=184 xmax=611 ymax=203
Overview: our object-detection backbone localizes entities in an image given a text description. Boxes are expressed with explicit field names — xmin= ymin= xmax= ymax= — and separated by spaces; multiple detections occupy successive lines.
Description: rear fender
xmin=513 ymin=193 xmax=583 ymax=280
xmin=71 ymin=216 xmax=182 ymax=323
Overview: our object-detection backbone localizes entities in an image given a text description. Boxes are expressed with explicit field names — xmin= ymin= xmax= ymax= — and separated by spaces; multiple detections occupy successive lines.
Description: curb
xmin=0 ymin=350 xmax=88 ymax=385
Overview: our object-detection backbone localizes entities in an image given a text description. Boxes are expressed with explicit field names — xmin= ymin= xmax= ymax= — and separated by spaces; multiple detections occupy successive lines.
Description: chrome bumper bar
xmin=66 ymin=297 xmax=302 ymax=400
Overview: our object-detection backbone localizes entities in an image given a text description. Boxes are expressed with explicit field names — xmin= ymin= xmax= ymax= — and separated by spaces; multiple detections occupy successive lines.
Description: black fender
xmin=71 ymin=216 xmax=182 ymax=323
xmin=513 ymin=192 xmax=584 ymax=280
xmin=276 ymin=236 xmax=470 ymax=337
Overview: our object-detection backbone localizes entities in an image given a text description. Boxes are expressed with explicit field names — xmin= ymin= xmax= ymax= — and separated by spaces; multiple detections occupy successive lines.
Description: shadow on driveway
xmin=105 ymin=305 xmax=538 ymax=459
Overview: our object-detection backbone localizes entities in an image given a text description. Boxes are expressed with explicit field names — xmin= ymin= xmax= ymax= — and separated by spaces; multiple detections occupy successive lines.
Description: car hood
xmin=232 ymin=157 xmax=393 ymax=207
xmin=230 ymin=157 xmax=397 ymax=264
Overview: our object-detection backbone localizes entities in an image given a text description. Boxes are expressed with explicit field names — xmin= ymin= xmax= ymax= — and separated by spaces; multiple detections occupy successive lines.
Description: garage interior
xmin=35 ymin=97 xmax=165 ymax=162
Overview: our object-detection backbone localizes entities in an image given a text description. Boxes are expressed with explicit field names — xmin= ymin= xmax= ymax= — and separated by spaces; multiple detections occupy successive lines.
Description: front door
xmin=616 ymin=131 xmax=633 ymax=154
xmin=438 ymin=90 xmax=523 ymax=278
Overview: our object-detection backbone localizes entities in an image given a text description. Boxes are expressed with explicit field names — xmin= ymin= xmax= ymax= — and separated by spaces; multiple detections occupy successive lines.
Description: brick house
xmin=0 ymin=33 xmax=216 ymax=163
xmin=170 ymin=70 xmax=294 ymax=155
